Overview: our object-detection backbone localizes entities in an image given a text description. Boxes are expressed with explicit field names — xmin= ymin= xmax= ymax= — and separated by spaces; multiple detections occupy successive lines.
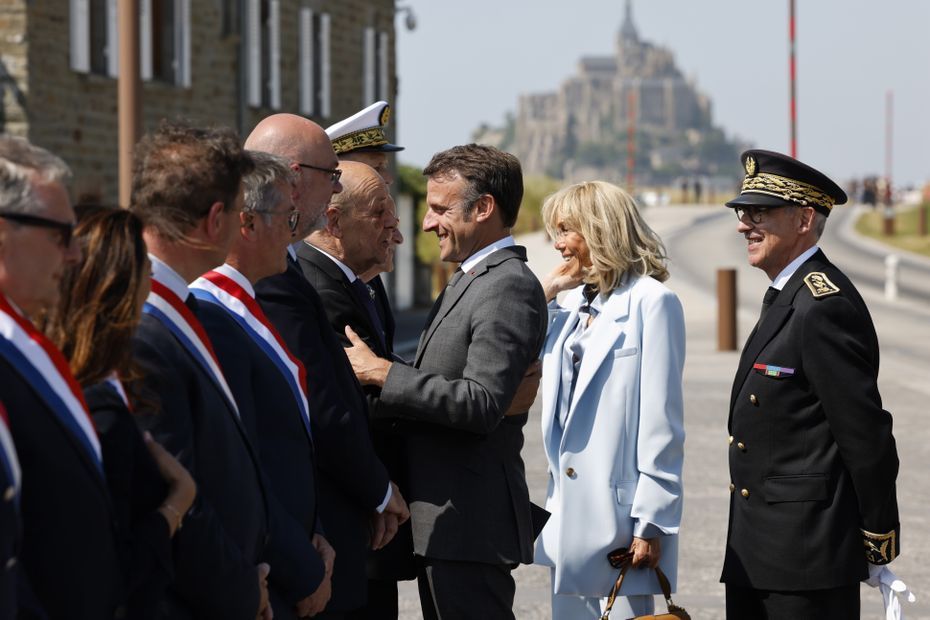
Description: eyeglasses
xmin=0 ymin=210 xmax=74 ymax=247
xmin=733 ymin=205 xmax=777 ymax=225
xmin=297 ymin=163 xmax=342 ymax=185
xmin=255 ymin=208 xmax=300 ymax=233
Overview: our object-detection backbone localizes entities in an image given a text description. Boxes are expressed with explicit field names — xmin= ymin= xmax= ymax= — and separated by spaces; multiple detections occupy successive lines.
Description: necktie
xmin=759 ymin=286 xmax=779 ymax=323
xmin=349 ymin=278 xmax=386 ymax=350
xmin=184 ymin=294 xmax=199 ymax=312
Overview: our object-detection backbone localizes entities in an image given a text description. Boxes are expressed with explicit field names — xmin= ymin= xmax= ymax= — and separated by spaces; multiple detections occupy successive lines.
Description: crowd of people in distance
xmin=0 ymin=100 xmax=901 ymax=620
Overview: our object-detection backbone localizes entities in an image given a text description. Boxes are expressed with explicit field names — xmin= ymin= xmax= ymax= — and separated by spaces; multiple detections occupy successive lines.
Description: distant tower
xmin=619 ymin=0 xmax=639 ymax=43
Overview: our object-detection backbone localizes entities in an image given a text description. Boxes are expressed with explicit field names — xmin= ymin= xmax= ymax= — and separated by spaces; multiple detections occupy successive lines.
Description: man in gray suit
xmin=344 ymin=144 xmax=547 ymax=619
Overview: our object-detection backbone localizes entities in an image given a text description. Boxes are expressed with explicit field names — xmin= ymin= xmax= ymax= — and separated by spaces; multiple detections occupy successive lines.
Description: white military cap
xmin=325 ymin=101 xmax=404 ymax=155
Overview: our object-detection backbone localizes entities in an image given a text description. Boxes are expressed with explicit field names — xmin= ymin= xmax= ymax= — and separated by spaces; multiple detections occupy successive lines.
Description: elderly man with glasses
xmin=0 ymin=136 xmax=123 ymax=619
xmin=720 ymin=150 xmax=900 ymax=619
xmin=248 ymin=114 xmax=408 ymax=620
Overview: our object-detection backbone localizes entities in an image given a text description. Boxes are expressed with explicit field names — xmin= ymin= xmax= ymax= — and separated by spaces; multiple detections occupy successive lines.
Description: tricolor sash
xmin=0 ymin=293 xmax=103 ymax=476
xmin=0 ymin=402 xmax=21 ymax=502
xmin=191 ymin=268 xmax=312 ymax=439
xmin=143 ymin=279 xmax=240 ymax=417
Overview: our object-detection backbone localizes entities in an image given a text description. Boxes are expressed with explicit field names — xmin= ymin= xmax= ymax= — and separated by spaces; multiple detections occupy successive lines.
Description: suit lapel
xmin=728 ymin=272 xmax=811 ymax=414
xmin=563 ymin=285 xmax=632 ymax=431
xmin=415 ymin=246 xmax=526 ymax=366
xmin=540 ymin=293 xmax=581 ymax=460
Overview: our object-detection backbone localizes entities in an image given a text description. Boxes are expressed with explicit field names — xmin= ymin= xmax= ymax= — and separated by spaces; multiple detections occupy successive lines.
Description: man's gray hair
xmin=243 ymin=150 xmax=295 ymax=215
xmin=0 ymin=136 xmax=72 ymax=215
xmin=813 ymin=211 xmax=827 ymax=239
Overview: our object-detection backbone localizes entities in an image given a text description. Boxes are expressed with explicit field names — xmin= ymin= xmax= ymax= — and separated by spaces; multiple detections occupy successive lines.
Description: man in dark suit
xmin=129 ymin=122 xmax=320 ymax=619
xmin=0 ymin=137 xmax=122 ymax=619
xmin=247 ymin=114 xmax=409 ymax=619
xmin=344 ymin=144 xmax=548 ymax=619
xmin=190 ymin=151 xmax=333 ymax=619
xmin=721 ymin=150 xmax=900 ymax=618
xmin=303 ymin=161 xmax=415 ymax=619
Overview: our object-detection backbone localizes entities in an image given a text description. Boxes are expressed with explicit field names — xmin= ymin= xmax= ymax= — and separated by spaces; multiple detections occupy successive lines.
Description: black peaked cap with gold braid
xmin=726 ymin=149 xmax=847 ymax=216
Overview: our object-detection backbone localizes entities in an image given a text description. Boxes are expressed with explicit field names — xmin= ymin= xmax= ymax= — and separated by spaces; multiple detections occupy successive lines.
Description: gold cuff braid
xmin=861 ymin=528 xmax=898 ymax=565
xmin=740 ymin=172 xmax=835 ymax=211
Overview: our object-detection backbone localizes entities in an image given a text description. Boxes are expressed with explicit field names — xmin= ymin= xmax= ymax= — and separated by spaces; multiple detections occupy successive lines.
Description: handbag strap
xmin=601 ymin=560 xmax=687 ymax=619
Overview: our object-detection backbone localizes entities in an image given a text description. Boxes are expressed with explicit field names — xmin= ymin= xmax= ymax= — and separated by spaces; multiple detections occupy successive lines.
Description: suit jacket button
xmin=729 ymin=483 xmax=735 ymax=493
xmin=740 ymin=488 xmax=750 ymax=498
xmin=750 ymin=394 xmax=758 ymax=405
xmin=565 ymin=467 xmax=576 ymax=478
xmin=4 ymin=557 xmax=15 ymax=570
xmin=3 ymin=486 xmax=13 ymax=502
xmin=728 ymin=435 xmax=734 ymax=445
xmin=737 ymin=442 xmax=746 ymax=451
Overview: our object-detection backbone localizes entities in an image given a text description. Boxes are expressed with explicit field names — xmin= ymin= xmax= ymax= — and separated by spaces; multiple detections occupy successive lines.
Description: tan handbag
xmin=600 ymin=548 xmax=690 ymax=620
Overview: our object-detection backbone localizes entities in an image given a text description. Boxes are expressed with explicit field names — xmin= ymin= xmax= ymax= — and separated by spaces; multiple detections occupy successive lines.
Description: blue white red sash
xmin=0 ymin=402 xmax=21 ymax=501
xmin=143 ymin=279 xmax=240 ymax=417
xmin=0 ymin=293 xmax=103 ymax=476
xmin=190 ymin=267 xmax=312 ymax=438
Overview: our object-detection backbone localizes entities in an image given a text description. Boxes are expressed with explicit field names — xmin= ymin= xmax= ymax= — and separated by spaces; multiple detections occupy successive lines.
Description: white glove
xmin=865 ymin=564 xmax=917 ymax=620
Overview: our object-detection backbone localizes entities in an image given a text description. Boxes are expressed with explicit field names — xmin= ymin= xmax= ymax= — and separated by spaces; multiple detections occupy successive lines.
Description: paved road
xmin=396 ymin=204 xmax=928 ymax=618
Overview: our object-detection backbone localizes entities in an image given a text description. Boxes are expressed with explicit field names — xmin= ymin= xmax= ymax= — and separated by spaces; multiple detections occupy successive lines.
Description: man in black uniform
xmin=721 ymin=149 xmax=900 ymax=618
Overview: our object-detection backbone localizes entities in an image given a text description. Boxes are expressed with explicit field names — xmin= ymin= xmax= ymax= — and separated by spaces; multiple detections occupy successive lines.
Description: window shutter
xmin=175 ymin=0 xmax=191 ymax=86
xmin=70 ymin=0 xmax=91 ymax=72
xmin=377 ymin=31 xmax=389 ymax=101
xmin=362 ymin=26 xmax=375 ymax=105
xmin=246 ymin=0 xmax=262 ymax=106
xmin=320 ymin=13 xmax=331 ymax=118
xmin=106 ymin=0 xmax=118 ymax=77
xmin=139 ymin=0 xmax=152 ymax=80
xmin=298 ymin=7 xmax=313 ymax=115
xmin=269 ymin=0 xmax=281 ymax=109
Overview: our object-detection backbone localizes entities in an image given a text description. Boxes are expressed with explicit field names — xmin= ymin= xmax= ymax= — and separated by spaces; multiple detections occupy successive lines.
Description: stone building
xmin=0 ymin=0 xmax=398 ymax=202
xmin=481 ymin=0 xmax=741 ymax=188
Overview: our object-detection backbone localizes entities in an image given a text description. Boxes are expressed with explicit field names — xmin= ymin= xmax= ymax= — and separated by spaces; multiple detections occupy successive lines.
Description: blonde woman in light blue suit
xmin=534 ymin=181 xmax=685 ymax=619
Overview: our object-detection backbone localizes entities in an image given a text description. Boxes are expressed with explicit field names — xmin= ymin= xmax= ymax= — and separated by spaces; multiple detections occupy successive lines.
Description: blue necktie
xmin=350 ymin=278 xmax=386 ymax=350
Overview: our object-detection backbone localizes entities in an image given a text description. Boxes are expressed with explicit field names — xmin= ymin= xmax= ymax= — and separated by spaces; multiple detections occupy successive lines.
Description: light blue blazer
xmin=534 ymin=274 xmax=686 ymax=597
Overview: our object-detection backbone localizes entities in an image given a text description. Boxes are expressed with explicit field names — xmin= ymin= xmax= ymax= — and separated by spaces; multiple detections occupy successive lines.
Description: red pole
xmin=626 ymin=88 xmax=636 ymax=191
xmin=788 ymin=0 xmax=797 ymax=158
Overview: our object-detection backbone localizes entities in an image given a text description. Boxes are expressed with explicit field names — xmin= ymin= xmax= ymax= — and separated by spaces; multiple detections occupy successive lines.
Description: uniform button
xmin=3 ymin=486 xmax=13 ymax=502
xmin=728 ymin=436 xmax=734 ymax=445
xmin=565 ymin=467 xmax=576 ymax=478
xmin=5 ymin=557 xmax=15 ymax=570
xmin=729 ymin=483 xmax=735 ymax=493
xmin=741 ymin=488 xmax=750 ymax=498
xmin=737 ymin=442 xmax=746 ymax=451
xmin=750 ymin=394 xmax=758 ymax=405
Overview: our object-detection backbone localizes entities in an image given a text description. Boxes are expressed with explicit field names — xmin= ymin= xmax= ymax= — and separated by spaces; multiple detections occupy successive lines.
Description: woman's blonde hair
xmin=542 ymin=181 xmax=669 ymax=293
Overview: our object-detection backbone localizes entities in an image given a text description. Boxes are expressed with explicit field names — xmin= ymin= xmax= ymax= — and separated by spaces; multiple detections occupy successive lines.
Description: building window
xmin=362 ymin=26 xmax=390 ymax=104
xmin=71 ymin=0 xmax=190 ymax=87
xmin=299 ymin=8 xmax=330 ymax=118
xmin=246 ymin=0 xmax=281 ymax=109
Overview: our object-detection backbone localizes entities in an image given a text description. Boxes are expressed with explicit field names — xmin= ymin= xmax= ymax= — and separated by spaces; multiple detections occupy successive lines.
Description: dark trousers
xmin=725 ymin=583 xmax=859 ymax=619
xmin=344 ymin=579 xmax=398 ymax=620
xmin=416 ymin=556 xmax=515 ymax=620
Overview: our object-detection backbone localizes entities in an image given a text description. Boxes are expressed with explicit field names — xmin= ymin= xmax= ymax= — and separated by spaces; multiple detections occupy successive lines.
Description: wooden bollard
xmin=717 ymin=268 xmax=738 ymax=351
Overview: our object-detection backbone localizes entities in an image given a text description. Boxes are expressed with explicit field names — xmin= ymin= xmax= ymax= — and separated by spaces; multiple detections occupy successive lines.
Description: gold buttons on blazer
xmin=3 ymin=486 xmax=12 ymax=502
xmin=565 ymin=467 xmax=576 ymax=478
xmin=750 ymin=394 xmax=758 ymax=405
xmin=729 ymin=483 xmax=735 ymax=493
xmin=737 ymin=442 xmax=746 ymax=451
xmin=728 ymin=436 xmax=734 ymax=445
xmin=741 ymin=488 xmax=750 ymax=498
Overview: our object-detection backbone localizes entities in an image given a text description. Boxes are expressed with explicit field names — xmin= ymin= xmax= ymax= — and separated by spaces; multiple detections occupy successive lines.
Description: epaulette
xmin=803 ymin=272 xmax=840 ymax=298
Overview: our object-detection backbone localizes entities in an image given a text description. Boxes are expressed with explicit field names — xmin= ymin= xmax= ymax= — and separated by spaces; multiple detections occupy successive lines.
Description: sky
xmin=394 ymin=0 xmax=930 ymax=187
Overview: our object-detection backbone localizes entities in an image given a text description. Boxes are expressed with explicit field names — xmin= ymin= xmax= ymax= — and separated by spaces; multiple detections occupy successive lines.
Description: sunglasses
xmin=0 ymin=210 xmax=74 ymax=247
xmin=607 ymin=547 xmax=634 ymax=568
xmin=297 ymin=163 xmax=342 ymax=185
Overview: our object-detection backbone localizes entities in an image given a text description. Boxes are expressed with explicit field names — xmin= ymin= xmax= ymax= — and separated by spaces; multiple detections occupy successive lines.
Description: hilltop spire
xmin=620 ymin=0 xmax=639 ymax=42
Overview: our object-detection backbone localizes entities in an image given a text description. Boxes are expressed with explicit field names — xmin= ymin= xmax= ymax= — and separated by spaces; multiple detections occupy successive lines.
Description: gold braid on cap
xmin=332 ymin=128 xmax=388 ymax=154
xmin=740 ymin=172 xmax=835 ymax=211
